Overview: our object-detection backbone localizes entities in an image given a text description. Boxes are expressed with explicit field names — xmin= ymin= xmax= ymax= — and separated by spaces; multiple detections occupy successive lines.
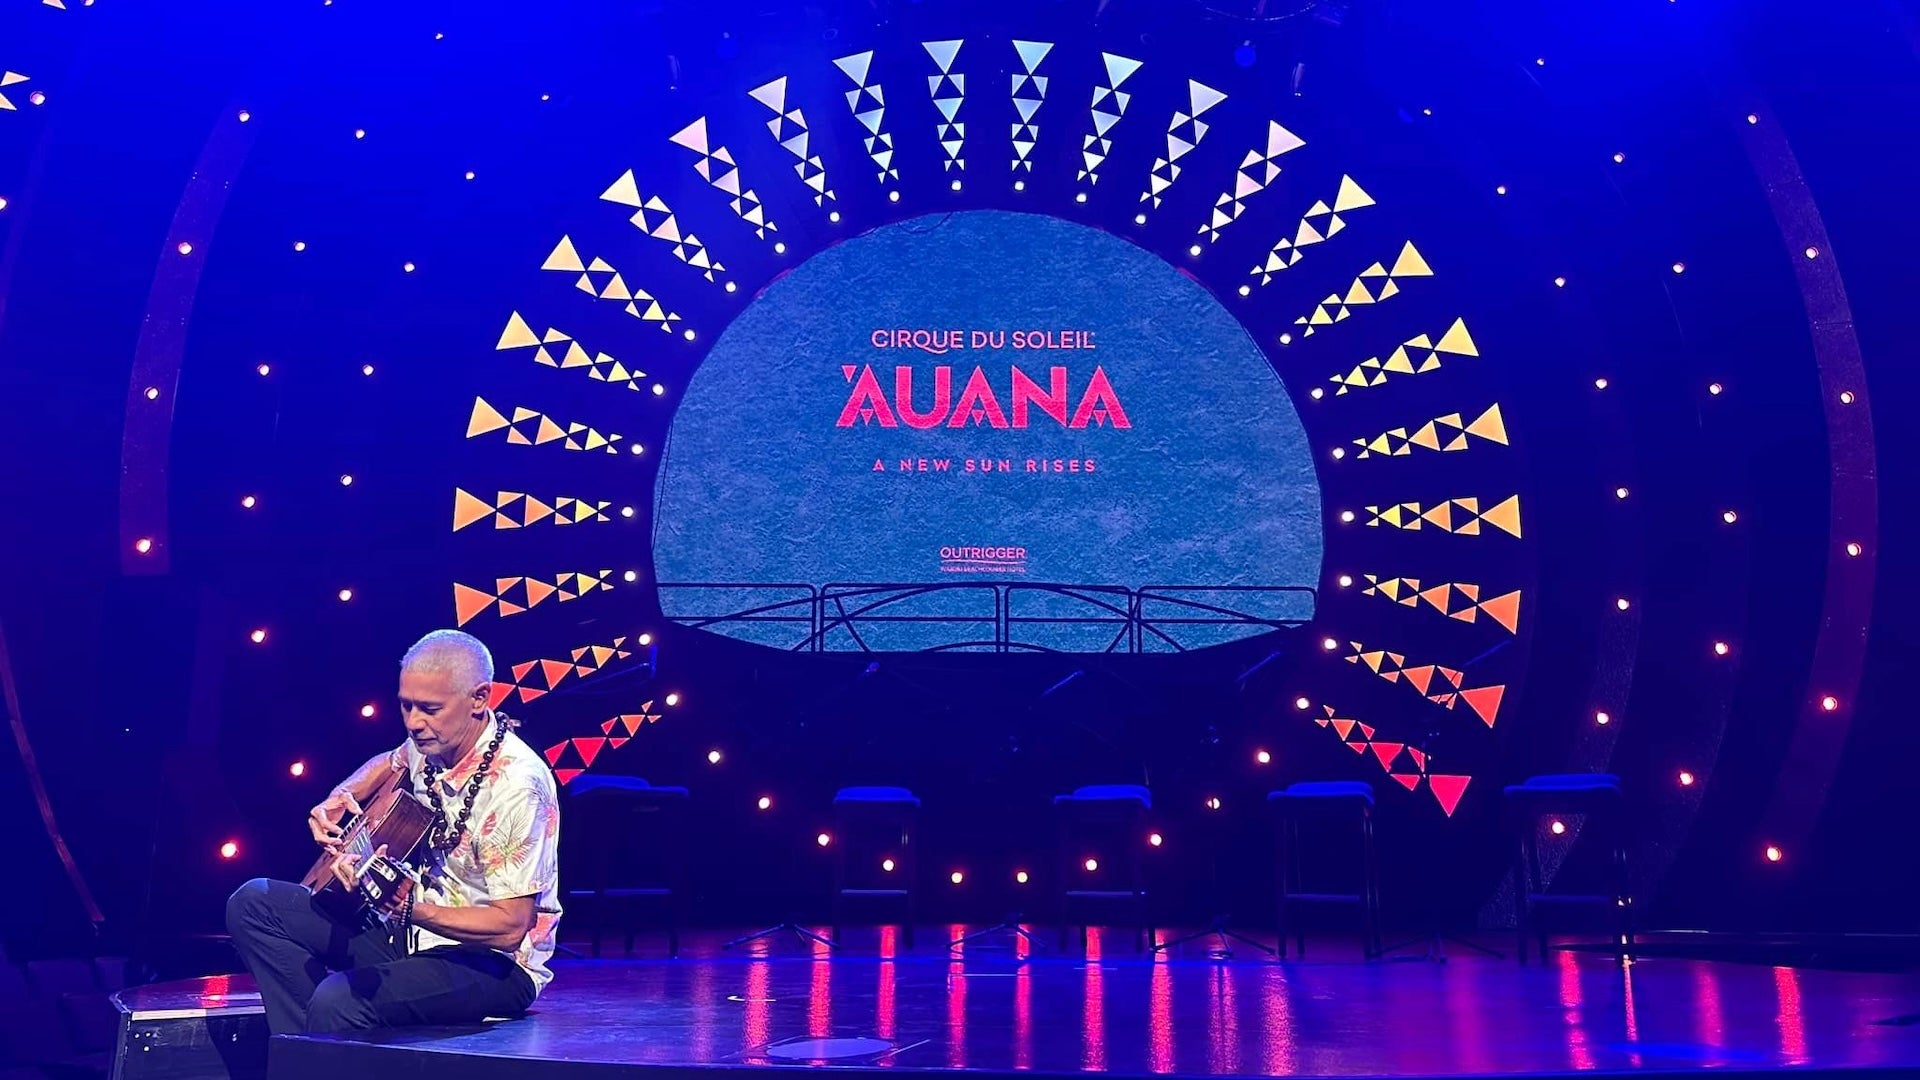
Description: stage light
xmin=883 ymin=858 xmax=896 ymax=872
xmin=683 ymin=329 xmax=696 ymax=341
xmin=238 ymin=110 xmax=252 ymax=123
xmin=1322 ymin=637 xmax=1338 ymax=651
xmin=1709 ymin=382 xmax=1723 ymax=395
xmin=1616 ymin=487 xmax=1629 ymax=499
xmin=0 ymin=197 xmax=7 ymax=213
xmin=1281 ymin=333 xmax=1294 ymax=346
xmin=830 ymin=210 xmax=842 ymax=222
xmin=1672 ymin=262 xmax=1686 ymax=274
xmin=1016 ymin=870 xmax=1030 ymax=883
xmin=1189 ymin=244 xmax=1202 ymax=257
xmin=1255 ymin=750 xmax=1271 ymax=765
xmin=1820 ymin=695 xmax=1839 ymax=712
xmin=1839 ymin=391 xmax=1855 ymax=404
xmin=249 ymin=629 xmax=267 ymax=644
xmin=637 ymin=633 xmax=653 ymax=646
xmin=1134 ymin=213 xmax=1147 ymax=225
xmin=1337 ymin=574 xmax=1353 ymax=588
xmin=134 ymin=538 xmax=153 ymax=554
xmin=1594 ymin=377 xmax=1609 ymax=389
xmin=725 ymin=281 xmax=737 ymax=293
xmin=622 ymin=506 xmax=635 ymax=518
xmin=1714 ymin=641 xmax=1730 ymax=656
xmin=1495 ymin=184 xmax=1508 ymax=195
xmin=1205 ymin=797 xmax=1222 ymax=811
xmin=220 ymin=841 xmax=239 ymax=859
xmin=1294 ymin=697 xmax=1310 ymax=710
xmin=337 ymin=588 xmax=353 ymax=602
xmin=1421 ymin=108 xmax=1432 ymax=116
xmin=339 ymin=474 xmax=354 ymax=486
xmin=354 ymin=128 xmax=366 ymax=140
xmin=653 ymin=384 xmax=666 ymax=396
xmin=293 ymin=241 xmax=306 ymax=252
xmin=1550 ymin=820 xmax=1566 ymax=835
xmin=361 ymin=363 xmax=375 ymax=376
xmin=1612 ymin=152 xmax=1626 ymax=163
xmin=1149 ymin=832 xmax=1164 ymax=846
xmin=241 ymin=495 xmax=257 ymax=509
xmin=28 ymin=92 xmax=46 ymax=107
xmin=1554 ymin=276 xmax=1567 ymax=288
xmin=1340 ymin=510 xmax=1355 ymax=523
xmin=176 ymin=242 xmax=194 ymax=256
xmin=889 ymin=191 xmax=901 ymax=203
xmin=816 ymin=833 xmax=831 ymax=847
xmin=435 ymin=32 xmax=445 ymax=40
xmin=951 ymin=180 xmax=962 ymax=192
xmin=1804 ymin=246 xmax=1820 ymax=259
xmin=623 ymin=571 xmax=638 ymax=583
xmin=1846 ymin=542 xmax=1863 ymax=557
xmin=1074 ymin=192 xmax=1087 ymax=203
xmin=1765 ymin=845 xmax=1783 ymax=863
xmin=1014 ymin=181 xmax=1025 ymax=192
xmin=1616 ymin=598 xmax=1631 ymax=611
xmin=950 ymin=871 xmax=964 ymax=884
xmin=1331 ymin=447 xmax=1345 ymax=460
xmin=540 ymin=94 xmax=551 ymax=102
xmin=1747 ymin=114 xmax=1759 ymax=124
xmin=708 ymin=749 xmax=722 ymax=764
xmin=665 ymin=692 xmax=681 ymax=707
xmin=630 ymin=443 xmax=644 ymax=455
xmin=1535 ymin=57 xmax=1546 ymax=66
xmin=290 ymin=761 xmax=306 ymax=777
xmin=465 ymin=171 xmax=476 ymax=181
xmin=757 ymin=796 xmax=772 ymax=810
xmin=1679 ymin=770 xmax=1696 ymax=786
xmin=1084 ymin=858 xmax=1098 ymax=871
xmin=361 ymin=704 xmax=376 ymax=718
xmin=256 ymin=363 xmax=271 ymax=377
xmin=1596 ymin=711 xmax=1611 ymax=725
xmin=774 ymin=242 xmax=787 ymax=254
xmin=403 ymin=262 xmax=416 ymax=273
xmin=1722 ymin=510 xmax=1738 ymax=524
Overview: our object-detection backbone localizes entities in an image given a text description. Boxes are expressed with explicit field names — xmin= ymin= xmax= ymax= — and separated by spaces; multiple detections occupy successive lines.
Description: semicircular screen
xmin=653 ymin=209 xmax=1321 ymax=651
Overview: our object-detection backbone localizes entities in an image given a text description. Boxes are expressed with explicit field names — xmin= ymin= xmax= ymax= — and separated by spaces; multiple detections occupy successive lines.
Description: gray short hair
xmin=400 ymin=629 xmax=495 ymax=690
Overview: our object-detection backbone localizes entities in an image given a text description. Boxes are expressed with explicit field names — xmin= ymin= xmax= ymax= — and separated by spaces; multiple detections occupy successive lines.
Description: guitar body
xmin=300 ymin=765 xmax=437 ymax=921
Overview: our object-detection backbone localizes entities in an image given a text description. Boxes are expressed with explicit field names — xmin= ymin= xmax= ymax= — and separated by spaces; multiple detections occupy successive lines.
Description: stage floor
xmin=182 ymin=927 xmax=1920 ymax=1079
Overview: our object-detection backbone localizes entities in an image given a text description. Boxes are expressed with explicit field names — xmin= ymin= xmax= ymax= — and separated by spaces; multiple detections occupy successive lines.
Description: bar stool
xmin=563 ymin=775 xmax=690 ymax=957
xmin=1268 ymin=781 xmax=1382 ymax=959
xmin=830 ymin=786 xmax=921 ymax=949
xmin=1502 ymin=773 xmax=1631 ymax=963
xmin=1052 ymin=784 xmax=1154 ymax=951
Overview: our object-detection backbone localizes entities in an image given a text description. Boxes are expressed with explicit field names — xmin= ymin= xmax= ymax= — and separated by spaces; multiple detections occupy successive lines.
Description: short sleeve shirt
xmin=397 ymin=719 xmax=563 ymax=995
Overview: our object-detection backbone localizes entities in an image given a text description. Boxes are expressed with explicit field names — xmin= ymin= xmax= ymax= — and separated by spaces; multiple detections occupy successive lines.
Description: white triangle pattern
xmin=923 ymin=39 xmax=968 ymax=172
xmin=833 ymin=50 xmax=900 ymax=183
xmin=598 ymin=171 xmax=729 ymax=284
xmin=1138 ymin=81 xmax=1225 ymax=212
xmin=748 ymin=76 xmax=837 ymax=208
xmin=1077 ymin=52 xmax=1142 ymax=186
xmin=669 ymin=117 xmax=779 ymax=241
xmin=1009 ymin=40 xmax=1053 ymax=173
xmin=1192 ymin=120 xmax=1306 ymax=242
xmin=1247 ymin=175 xmax=1377 ymax=286
xmin=540 ymin=236 xmax=682 ymax=332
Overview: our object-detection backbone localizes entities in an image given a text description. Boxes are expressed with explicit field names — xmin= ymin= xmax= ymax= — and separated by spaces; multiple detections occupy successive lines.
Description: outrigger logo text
xmin=836 ymin=366 xmax=1131 ymax=429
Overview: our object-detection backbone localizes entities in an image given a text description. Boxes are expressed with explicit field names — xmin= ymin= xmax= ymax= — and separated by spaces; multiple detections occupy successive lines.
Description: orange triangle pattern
xmin=539 ymin=236 xmax=684 ymax=331
xmin=1352 ymin=404 xmax=1508 ymax=459
xmin=1329 ymin=318 xmax=1479 ymax=395
xmin=451 ymin=571 xmax=616 ymax=626
xmin=496 ymin=637 xmax=635 ymax=700
xmin=496 ymin=311 xmax=649 ymax=391
xmin=1307 ymin=704 xmax=1447 ymax=807
xmin=1343 ymin=639 xmax=1508 ymax=728
xmin=451 ymin=489 xmax=615 ymax=532
xmin=465 ymin=399 xmax=625 ymax=456
xmin=1360 ymin=575 xmax=1522 ymax=634
xmin=1364 ymin=494 xmax=1522 ymax=539
xmin=1291 ymin=241 xmax=1433 ymax=339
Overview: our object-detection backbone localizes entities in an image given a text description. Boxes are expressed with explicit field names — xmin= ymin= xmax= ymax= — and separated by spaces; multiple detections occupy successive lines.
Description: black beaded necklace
xmin=421 ymin=714 xmax=510 ymax=854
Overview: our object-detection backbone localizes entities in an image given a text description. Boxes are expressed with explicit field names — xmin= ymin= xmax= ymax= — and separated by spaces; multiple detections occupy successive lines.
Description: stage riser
xmin=112 ymin=1012 xmax=267 ymax=1080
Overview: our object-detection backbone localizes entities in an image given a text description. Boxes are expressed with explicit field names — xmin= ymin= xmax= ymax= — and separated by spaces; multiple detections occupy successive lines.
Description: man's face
xmin=398 ymin=667 xmax=485 ymax=760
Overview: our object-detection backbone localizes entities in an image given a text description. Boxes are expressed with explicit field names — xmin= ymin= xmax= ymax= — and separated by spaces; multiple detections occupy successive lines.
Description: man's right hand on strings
xmin=309 ymin=789 xmax=365 ymax=854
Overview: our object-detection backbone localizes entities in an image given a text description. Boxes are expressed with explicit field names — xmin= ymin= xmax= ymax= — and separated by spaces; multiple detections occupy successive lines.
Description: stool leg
xmin=1526 ymin=827 xmax=1549 ymax=961
xmin=1514 ymin=826 xmax=1531 ymax=964
xmin=1289 ymin=818 xmax=1306 ymax=959
xmin=1361 ymin=809 xmax=1381 ymax=960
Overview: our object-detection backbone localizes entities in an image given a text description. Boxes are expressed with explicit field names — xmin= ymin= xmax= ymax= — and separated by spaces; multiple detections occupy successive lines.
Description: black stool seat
xmin=1268 ymin=781 xmax=1381 ymax=959
xmin=1054 ymin=785 xmax=1154 ymax=951
xmin=832 ymin=786 xmax=920 ymax=948
xmin=1503 ymin=773 xmax=1631 ymax=963
xmin=564 ymin=776 xmax=690 ymax=958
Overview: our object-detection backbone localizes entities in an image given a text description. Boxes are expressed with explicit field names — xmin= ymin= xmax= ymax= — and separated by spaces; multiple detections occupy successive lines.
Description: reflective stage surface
xmin=247 ymin=927 xmax=1920 ymax=1078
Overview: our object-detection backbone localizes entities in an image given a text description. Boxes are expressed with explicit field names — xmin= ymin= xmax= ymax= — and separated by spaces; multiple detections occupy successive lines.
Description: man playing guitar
xmin=225 ymin=630 xmax=563 ymax=1034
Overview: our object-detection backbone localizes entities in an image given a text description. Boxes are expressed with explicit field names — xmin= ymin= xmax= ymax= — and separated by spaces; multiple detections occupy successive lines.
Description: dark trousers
xmin=225 ymin=878 xmax=536 ymax=1035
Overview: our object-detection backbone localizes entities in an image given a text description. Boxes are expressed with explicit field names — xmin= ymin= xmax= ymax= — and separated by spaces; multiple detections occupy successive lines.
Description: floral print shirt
xmin=397 ymin=720 xmax=562 ymax=994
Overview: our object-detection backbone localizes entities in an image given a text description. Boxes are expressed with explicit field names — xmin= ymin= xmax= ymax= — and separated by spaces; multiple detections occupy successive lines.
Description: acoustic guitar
xmin=299 ymin=761 xmax=437 ymax=921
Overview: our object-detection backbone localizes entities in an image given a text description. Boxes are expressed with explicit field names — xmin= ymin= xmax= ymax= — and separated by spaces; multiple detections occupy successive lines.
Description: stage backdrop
xmin=652 ymin=210 xmax=1321 ymax=651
